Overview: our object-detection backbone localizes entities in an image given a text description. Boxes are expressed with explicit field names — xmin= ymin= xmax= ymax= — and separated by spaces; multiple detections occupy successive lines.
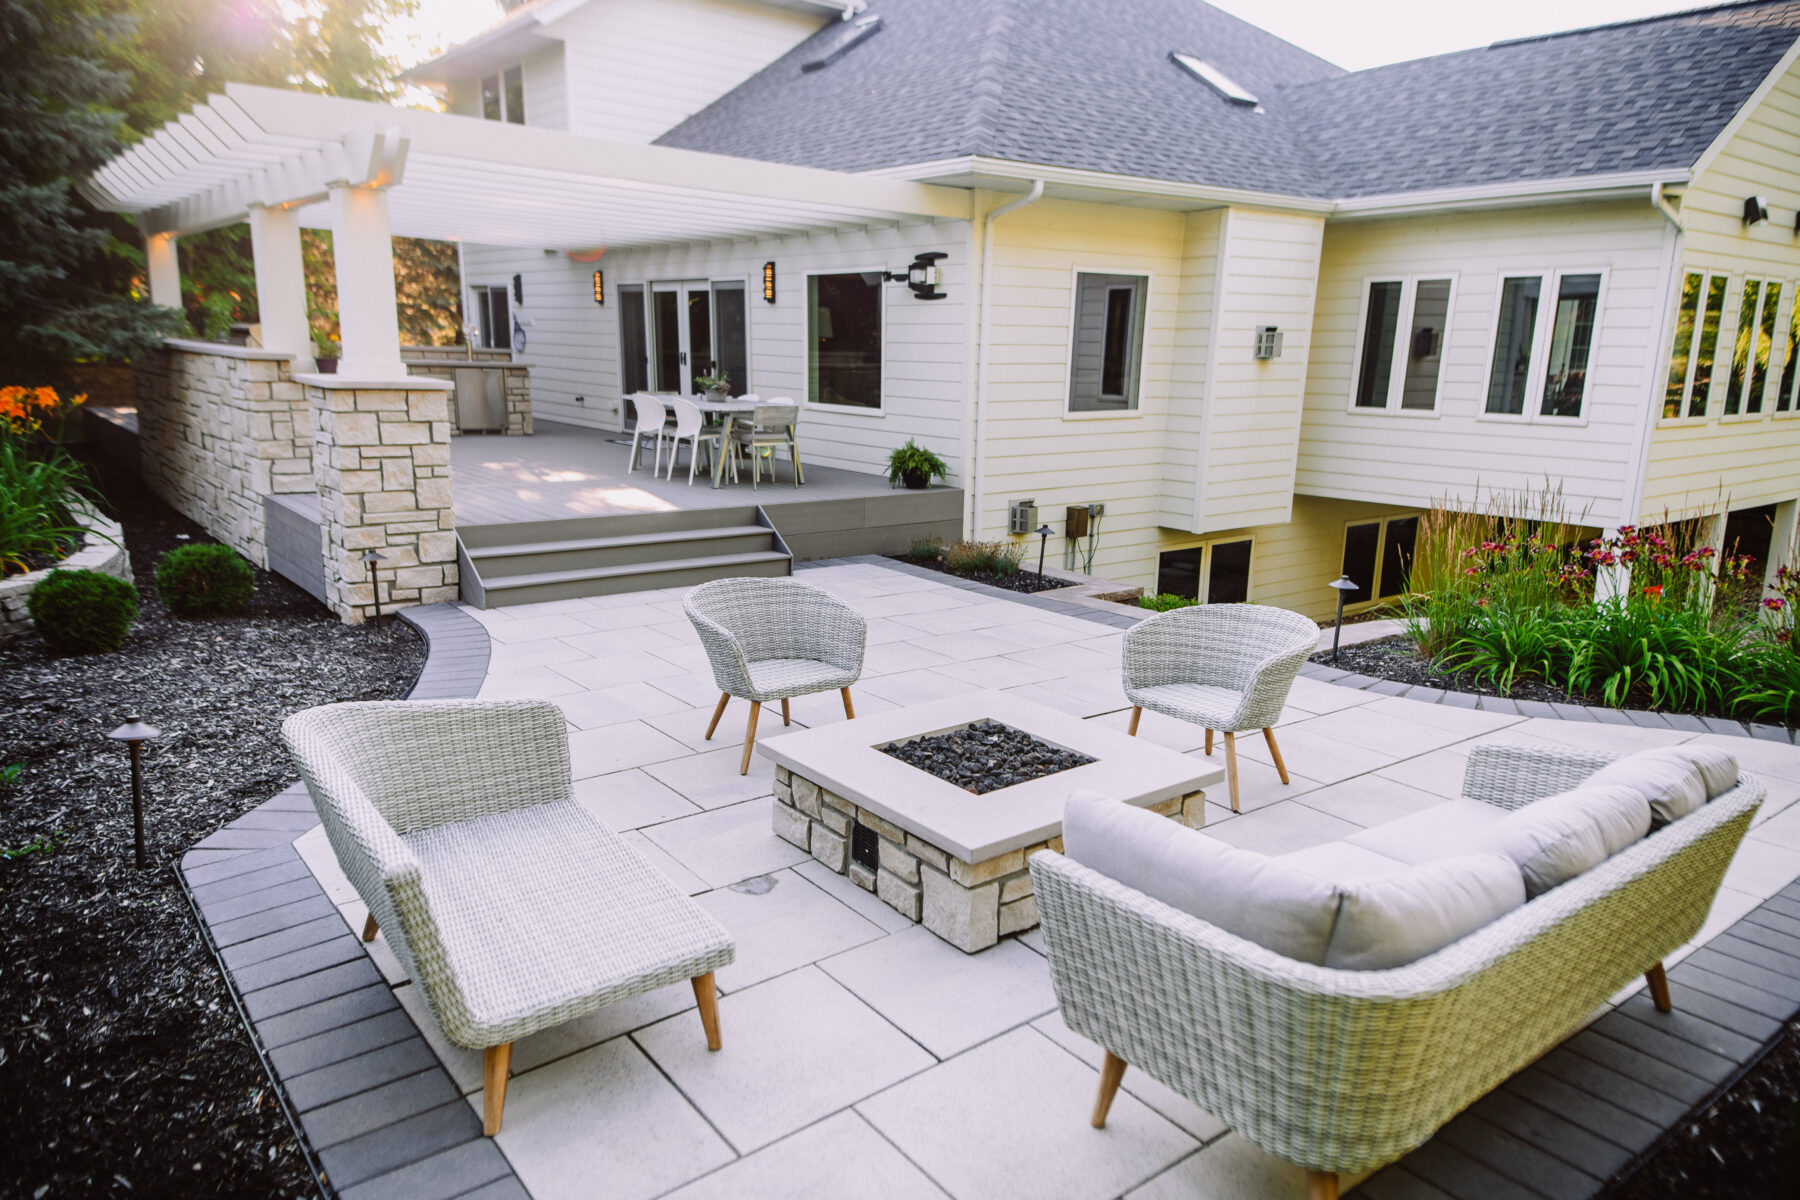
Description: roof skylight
xmin=802 ymin=14 xmax=883 ymax=73
xmin=1169 ymin=52 xmax=1258 ymax=107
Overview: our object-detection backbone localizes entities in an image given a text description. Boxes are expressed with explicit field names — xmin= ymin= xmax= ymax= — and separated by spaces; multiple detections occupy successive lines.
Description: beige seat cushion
xmin=1478 ymin=784 xmax=1651 ymax=897
xmin=1326 ymin=854 xmax=1526 ymax=970
xmin=1063 ymin=795 xmax=1340 ymax=965
xmin=1344 ymin=799 xmax=1508 ymax=865
xmin=1279 ymin=841 xmax=1410 ymax=884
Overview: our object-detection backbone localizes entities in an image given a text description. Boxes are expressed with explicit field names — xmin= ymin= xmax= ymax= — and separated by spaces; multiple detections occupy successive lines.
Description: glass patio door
xmin=650 ymin=281 xmax=713 ymax=394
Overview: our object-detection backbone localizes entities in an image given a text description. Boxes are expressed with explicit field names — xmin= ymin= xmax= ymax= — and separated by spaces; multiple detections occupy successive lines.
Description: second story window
xmin=1069 ymin=272 xmax=1147 ymax=412
xmin=1484 ymin=270 xmax=1603 ymax=420
xmin=1352 ymin=276 xmax=1452 ymax=412
xmin=1665 ymin=271 xmax=1728 ymax=419
xmin=1724 ymin=277 xmax=1782 ymax=416
xmin=481 ymin=65 xmax=526 ymax=124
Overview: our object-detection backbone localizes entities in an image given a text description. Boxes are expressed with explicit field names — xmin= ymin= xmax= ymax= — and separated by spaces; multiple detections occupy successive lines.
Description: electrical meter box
xmin=1008 ymin=499 xmax=1038 ymax=535
xmin=1065 ymin=504 xmax=1090 ymax=539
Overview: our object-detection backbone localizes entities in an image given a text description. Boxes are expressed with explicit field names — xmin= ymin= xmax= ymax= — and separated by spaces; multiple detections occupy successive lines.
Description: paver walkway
xmin=199 ymin=561 xmax=1800 ymax=1200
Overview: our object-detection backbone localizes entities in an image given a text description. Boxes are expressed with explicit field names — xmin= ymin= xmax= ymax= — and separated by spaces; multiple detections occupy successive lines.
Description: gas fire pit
xmin=758 ymin=691 xmax=1221 ymax=952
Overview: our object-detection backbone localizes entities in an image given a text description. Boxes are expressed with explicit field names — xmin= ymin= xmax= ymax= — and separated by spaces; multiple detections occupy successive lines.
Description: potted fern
xmin=886 ymin=439 xmax=947 ymax=491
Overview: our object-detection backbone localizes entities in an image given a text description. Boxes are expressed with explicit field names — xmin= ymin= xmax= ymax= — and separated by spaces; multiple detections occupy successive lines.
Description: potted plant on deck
xmin=695 ymin=372 xmax=732 ymax=398
xmin=886 ymin=439 xmax=947 ymax=491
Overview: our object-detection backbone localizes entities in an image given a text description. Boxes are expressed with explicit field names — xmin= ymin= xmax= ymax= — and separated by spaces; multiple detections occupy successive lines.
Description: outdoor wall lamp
xmin=592 ymin=270 xmax=604 ymax=305
xmin=1327 ymin=575 xmax=1358 ymax=663
xmin=511 ymin=274 xmax=524 ymax=304
xmin=885 ymin=252 xmax=948 ymax=300
xmin=762 ymin=261 xmax=777 ymax=303
xmin=1744 ymin=196 xmax=1770 ymax=226
xmin=106 ymin=716 xmax=161 ymax=868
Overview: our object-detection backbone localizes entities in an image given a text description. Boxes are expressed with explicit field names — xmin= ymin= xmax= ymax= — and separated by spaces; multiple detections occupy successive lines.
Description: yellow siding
xmin=1297 ymin=200 xmax=1673 ymax=528
xmin=1642 ymin=50 xmax=1800 ymax=519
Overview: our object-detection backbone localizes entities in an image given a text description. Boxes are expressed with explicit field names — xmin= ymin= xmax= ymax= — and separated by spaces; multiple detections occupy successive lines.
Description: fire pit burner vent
xmin=850 ymin=821 xmax=881 ymax=873
xmin=879 ymin=720 xmax=1095 ymax=795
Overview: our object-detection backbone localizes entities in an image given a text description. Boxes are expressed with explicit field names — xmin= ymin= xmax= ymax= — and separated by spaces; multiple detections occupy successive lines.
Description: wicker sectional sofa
xmin=1030 ymin=741 xmax=1764 ymax=1199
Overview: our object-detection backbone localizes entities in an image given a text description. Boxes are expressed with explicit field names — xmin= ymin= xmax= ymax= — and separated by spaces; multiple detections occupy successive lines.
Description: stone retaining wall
xmin=0 ymin=506 xmax=133 ymax=640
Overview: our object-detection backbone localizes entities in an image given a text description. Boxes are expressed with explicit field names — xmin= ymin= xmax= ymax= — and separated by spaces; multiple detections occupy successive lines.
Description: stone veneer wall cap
xmin=161 ymin=338 xmax=295 ymax=361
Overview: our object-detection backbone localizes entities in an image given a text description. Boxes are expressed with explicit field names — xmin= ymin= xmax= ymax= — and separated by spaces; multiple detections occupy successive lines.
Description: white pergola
xmin=85 ymin=83 xmax=970 ymax=379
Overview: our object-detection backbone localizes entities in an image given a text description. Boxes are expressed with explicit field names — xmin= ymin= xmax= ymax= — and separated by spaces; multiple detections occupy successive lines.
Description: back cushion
xmin=1325 ymin=854 xmax=1526 ymax=971
xmin=1671 ymin=746 xmax=1739 ymax=799
xmin=1586 ymin=747 xmax=1722 ymax=827
xmin=1480 ymin=784 xmax=1651 ymax=897
xmin=1062 ymin=795 xmax=1340 ymax=965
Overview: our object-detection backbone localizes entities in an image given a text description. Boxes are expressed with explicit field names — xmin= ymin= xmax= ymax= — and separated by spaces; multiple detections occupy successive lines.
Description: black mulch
xmin=1 ymin=460 xmax=424 ymax=1198
xmin=888 ymin=556 xmax=1067 ymax=594
xmin=881 ymin=720 xmax=1094 ymax=794
xmin=1313 ymin=634 xmax=1600 ymax=707
xmin=1607 ymin=1019 xmax=1800 ymax=1200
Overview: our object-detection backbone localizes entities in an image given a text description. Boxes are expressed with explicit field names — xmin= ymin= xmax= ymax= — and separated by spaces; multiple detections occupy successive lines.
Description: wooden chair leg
xmin=1306 ymin=1171 xmax=1339 ymax=1200
xmin=1646 ymin=961 xmax=1672 ymax=1013
xmin=1205 ymin=728 xmax=1214 ymax=756
xmin=740 ymin=701 xmax=761 ymax=775
xmin=1091 ymin=1051 xmax=1128 ymax=1128
xmin=704 ymin=692 xmax=730 ymax=740
xmin=692 ymin=972 xmax=722 ymax=1050
xmin=781 ymin=697 xmax=791 ymax=726
xmin=1263 ymin=726 xmax=1291 ymax=785
xmin=841 ymin=686 xmax=855 ymax=720
xmin=483 ymin=1043 xmax=512 ymax=1136
xmin=1127 ymin=706 xmax=1142 ymax=736
xmin=1223 ymin=731 xmax=1241 ymax=813
xmin=361 ymin=913 xmax=379 ymax=942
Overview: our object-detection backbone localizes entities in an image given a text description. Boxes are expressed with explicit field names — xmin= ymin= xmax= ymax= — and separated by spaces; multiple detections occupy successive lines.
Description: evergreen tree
xmin=0 ymin=0 xmax=185 ymax=371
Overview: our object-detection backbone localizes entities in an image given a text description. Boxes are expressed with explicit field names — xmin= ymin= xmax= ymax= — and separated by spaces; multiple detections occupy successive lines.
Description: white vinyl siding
xmin=443 ymin=44 xmax=567 ymax=130
xmin=1298 ymin=200 xmax=1670 ymax=527
xmin=460 ymin=243 xmax=619 ymax=428
xmin=1642 ymin=49 xmax=1800 ymax=517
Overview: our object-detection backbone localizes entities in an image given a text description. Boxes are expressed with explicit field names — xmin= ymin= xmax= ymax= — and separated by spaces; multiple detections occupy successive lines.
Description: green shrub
xmin=27 ymin=568 xmax=138 ymax=654
xmin=156 ymin=543 xmax=255 ymax=616
xmin=903 ymin=535 xmax=943 ymax=562
xmin=1139 ymin=593 xmax=1199 ymax=613
xmin=886 ymin=439 xmax=949 ymax=488
xmin=942 ymin=539 xmax=1021 ymax=577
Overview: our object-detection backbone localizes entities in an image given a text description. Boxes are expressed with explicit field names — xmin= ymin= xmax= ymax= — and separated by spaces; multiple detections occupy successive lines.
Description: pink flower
xmin=1767 ymin=597 xmax=1789 ymax=611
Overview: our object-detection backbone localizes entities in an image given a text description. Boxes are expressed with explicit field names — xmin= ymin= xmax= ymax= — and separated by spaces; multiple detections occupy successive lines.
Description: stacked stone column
xmin=306 ymin=379 xmax=459 ymax=622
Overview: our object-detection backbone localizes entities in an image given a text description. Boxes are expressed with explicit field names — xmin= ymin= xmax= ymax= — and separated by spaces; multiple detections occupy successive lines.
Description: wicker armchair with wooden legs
xmin=282 ymin=699 xmax=734 ymax=1137
xmin=684 ymin=576 xmax=867 ymax=774
xmin=1121 ymin=603 xmax=1319 ymax=812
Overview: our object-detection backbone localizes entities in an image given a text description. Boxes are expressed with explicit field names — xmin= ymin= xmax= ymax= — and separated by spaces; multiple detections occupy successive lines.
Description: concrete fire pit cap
xmin=756 ymin=691 xmax=1223 ymax=863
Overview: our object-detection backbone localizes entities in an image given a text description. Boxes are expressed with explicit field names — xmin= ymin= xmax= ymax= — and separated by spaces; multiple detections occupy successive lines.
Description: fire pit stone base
xmin=773 ymin=764 xmax=1205 ymax=952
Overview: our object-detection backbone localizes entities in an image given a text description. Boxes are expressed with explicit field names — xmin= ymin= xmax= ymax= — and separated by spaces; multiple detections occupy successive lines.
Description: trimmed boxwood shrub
xmin=27 ymin=568 xmax=139 ymax=654
xmin=156 ymin=543 xmax=254 ymax=616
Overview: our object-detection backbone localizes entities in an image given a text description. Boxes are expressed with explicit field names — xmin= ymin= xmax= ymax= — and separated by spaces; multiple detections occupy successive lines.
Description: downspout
xmin=969 ymin=179 xmax=1044 ymax=539
xmin=1651 ymin=181 xmax=1683 ymax=228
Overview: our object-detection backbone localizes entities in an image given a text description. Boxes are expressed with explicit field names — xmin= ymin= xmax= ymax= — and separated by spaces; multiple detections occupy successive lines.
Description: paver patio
xmin=274 ymin=559 xmax=1800 ymax=1199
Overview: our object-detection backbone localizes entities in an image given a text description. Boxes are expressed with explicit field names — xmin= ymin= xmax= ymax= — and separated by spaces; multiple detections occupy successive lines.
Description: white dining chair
xmin=626 ymin=395 xmax=669 ymax=474
xmin=665 ymin=397 xmax=731 ymax=485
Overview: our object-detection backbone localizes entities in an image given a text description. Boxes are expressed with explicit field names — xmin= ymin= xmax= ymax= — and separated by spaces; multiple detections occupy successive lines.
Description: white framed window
xmin=1069 ymin=271 xmax=1149 ymax=413
xmin=471 ymin=285 xmax=511 ymax=350
xmin=807 ymin=270 xmax=884 ymax=410
xmin=480 ymin=65 xmax=525 ymax=124
xmin=1340 ymin=516 xmax=1419 ymax=606
xmin=1349 ymin=275 xmax=1455 ymax=413
xmin=1482 ymin=268 xmax=1606 ymax=421
xmin=1155 ymin=536 xmax=1254 ymax=604
xmin=1724 ymin=276 xmax=1783 ymax=417
xmin=1778 ymin=281 xmax=1800 ymax=416
xmin=1663 ymin=271 xmax=1730 ymax=420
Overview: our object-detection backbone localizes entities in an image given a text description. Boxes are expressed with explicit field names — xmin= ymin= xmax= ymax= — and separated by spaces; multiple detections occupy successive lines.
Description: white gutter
xmin=1651 ymin=181 xmax=1683 ymax=228
xmin=969 ymin=180 xmax=1044 ymax=539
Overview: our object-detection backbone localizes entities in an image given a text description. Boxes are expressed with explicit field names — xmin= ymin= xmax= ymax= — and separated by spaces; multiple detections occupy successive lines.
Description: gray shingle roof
xmin=655 ymin=0 xmax=1800 ymax=200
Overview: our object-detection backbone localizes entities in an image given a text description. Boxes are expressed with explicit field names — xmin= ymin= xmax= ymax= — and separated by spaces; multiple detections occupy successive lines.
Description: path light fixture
xmin=362 ymin=549 xmax=387 ymax=627
xmin=1327 ymin=575 xmax=1358 ymax=664
xmin=106 ymin=716 xmax=161 ymax=868
xmin=1036 ymin=524 xmax=1054 ymax=578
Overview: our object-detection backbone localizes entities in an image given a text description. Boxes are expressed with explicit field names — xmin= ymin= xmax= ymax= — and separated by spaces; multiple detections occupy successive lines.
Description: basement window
xmin=1169 ymin=53 xmax=1258 ymax=106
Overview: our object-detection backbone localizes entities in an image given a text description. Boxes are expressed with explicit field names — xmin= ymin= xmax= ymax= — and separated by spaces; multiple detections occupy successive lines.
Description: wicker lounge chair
xmin=684 ymin=576 xmax=867 ymax=774
xmin=1030 ymin=742 xmax=1763 ymax=1199
xmin=1122 ymin=603 xmax=1319 ymax=812
xmin=282 ymin=699 xmax=735 ymax=1136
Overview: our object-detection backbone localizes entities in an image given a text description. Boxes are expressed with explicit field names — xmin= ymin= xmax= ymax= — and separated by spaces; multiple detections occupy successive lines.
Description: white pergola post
xmin=247 ymin=204 xmax=315 ymax=369
xmin=327 ymin=182 xmax=406 ymax=380
xmin=145 ymin=231 xmax=181 ymax=310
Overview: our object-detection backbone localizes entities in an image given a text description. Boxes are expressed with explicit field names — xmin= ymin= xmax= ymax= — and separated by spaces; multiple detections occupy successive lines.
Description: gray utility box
xmin=453 ymin=366 xmax=506 ymax=433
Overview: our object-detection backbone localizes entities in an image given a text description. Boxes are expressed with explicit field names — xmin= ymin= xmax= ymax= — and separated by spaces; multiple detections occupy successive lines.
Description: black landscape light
xmin=1035 ymin=524 xmax=1054 ymax=578
xmin=106 ymin=716 xmax=161 ymax=868
xmin=362 ymin=549 xmax=387 ymax=627
xmin=1327 ymin=575 xmax=1358 ymax=664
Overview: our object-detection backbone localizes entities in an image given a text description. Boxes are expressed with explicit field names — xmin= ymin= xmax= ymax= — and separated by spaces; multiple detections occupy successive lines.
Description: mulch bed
xmin=1314 ymin=633 xmax=1607 ymax=707
xmin=881 ymin=720 xmax=1094 ymax=794
xmin=888 ymin=556 xmax=1067 ymax=594
xmin=1607 ymin=1020 xmax=1800 ymax=1200
xmin=1 ymin=460 xmax=423 ymax=1198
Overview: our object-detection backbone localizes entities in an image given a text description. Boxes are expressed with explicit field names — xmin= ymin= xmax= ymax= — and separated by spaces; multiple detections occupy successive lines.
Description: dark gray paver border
xmin=176 ymin=602 xmax=501 ymax=1200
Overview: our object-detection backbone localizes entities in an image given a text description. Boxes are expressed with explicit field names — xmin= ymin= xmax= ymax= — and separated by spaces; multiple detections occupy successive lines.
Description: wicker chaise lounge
xmin=282 ymin=699 xmax=735 ymax=1136
xmin=685 ymin=576 xmax=867 ymax=774
xmin=1030 ymin=741 xmax=1762 ymax=1199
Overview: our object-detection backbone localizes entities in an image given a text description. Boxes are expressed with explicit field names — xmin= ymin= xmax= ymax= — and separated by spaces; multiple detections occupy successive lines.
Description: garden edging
xmin=0 ymin=502 xmax=131 ymax=640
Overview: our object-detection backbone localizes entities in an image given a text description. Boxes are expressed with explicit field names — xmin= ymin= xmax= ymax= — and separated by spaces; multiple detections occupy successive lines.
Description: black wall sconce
xmin=592 ymin=270 xmax=605 ymax=305
xmin=511 ymin=273 xmax=524 ymax=304
xmin=762 ymin=262 xmax=777 ymax=303
xmin=1744 ymin=196 xmax=1770 ymax=226
xmin=885 ymin=252 xmax=948 ymax=300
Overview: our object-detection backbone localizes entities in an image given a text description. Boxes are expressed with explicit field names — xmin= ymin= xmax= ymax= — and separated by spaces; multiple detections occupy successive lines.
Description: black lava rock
xmin=879 ymin=720 xmax=1094 ymax=794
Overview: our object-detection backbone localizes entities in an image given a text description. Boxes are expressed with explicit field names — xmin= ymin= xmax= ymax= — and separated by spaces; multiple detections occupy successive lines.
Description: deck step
xmin=467 ymin=524 xmax=775 ymax=577
xmin=476 ymin=550 xmax=791 ymax=606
